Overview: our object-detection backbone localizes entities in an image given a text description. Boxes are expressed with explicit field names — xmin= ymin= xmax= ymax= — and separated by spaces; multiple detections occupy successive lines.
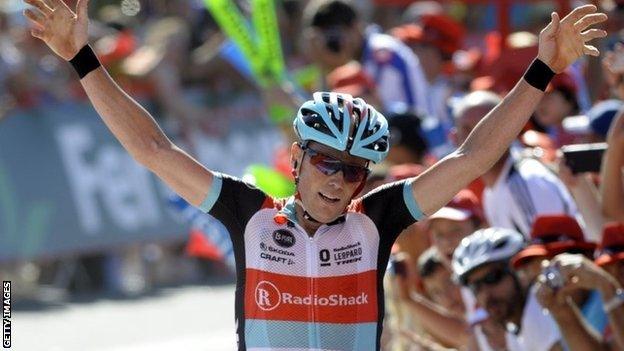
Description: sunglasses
xmin=467 ymin=267 xmax=510 ymax=294
xmin=302 ymin=145 xmax=370 ymax=183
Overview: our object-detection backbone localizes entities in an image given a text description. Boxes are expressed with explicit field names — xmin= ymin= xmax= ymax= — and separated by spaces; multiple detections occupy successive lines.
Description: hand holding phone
xmin=561 ymin=143 xmax=607 ymax=174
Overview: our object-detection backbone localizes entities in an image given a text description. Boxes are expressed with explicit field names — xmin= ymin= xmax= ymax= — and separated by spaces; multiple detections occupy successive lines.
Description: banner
xmin=0 ymin=102 xmax=189 ymax=262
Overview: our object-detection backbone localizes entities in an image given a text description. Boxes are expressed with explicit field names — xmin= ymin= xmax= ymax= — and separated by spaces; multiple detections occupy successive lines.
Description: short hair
xmin=303 ymin=0 xmax=358 ymax=29
xmin=452 ymin=90 xmax=502 ymax=121
xmin=387 ymin=111 xmax=429 ymax=162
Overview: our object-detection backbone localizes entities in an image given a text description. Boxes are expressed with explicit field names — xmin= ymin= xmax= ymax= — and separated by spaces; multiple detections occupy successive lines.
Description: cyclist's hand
xmin=537 ymin=5 xmax=607 ymax=73
xmin=23 ymin=0 xmax=89 ymax=61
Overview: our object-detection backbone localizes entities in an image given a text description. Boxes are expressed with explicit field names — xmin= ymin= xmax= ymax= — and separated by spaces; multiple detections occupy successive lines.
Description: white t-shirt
xmin=506 ymin=287 xmax=562 ymax=351
xmin=483 ymin=155 xmax=581 ymax=237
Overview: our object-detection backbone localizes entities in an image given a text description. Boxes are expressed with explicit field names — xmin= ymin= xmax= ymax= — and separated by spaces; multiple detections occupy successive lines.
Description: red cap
xmin=546 ymin=72 xmax=578 ymax=95
xmin=391 ymin=14 xmax=465 ymax=56
xmin=595 ymin=222 xmax=624 ymax=266
xmin=512 ymin=215 xmax=596 ymax=268
xmin=327 ymin=62 xmax=376 ymax=97
xmin=429 ymin=189 xmax=483 ymax=223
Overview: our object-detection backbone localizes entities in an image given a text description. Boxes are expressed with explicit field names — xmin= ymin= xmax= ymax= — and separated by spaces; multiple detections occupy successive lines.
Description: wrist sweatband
xmin=523 ymin=58 xmax=556 ymax=91
xmin=69 ymin=45 xmax=101 ymax=79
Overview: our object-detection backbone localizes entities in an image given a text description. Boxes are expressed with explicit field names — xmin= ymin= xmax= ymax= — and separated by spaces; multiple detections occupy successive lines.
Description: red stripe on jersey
xmin=244 ymin=268 xmax=378 ymax=323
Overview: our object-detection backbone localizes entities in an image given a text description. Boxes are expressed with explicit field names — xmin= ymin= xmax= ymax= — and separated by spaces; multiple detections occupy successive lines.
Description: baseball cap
xmin=429 ymin=189 xmax=482 ymax=222
xmin=327 ymin=62 xmax=376 ymax=97
xmin=588 ymin=99 xmax=623 ymax=138
xmin=546 ymin=72 xmax=578 ymax=95
xmin=391 ymin=14 xmax=465 ymax=57
xmin=511 ymin=215 xmax=596 ymax=268
xmin=595 ymin=222 xmax=624 ymax=266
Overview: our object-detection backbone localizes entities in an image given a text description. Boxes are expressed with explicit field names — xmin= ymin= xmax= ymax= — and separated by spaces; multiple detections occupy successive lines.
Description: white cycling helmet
xmin=452 ymin=227 xmax=525 ymax=285
xmin=293 ymin=92 xmax=389 ymax=164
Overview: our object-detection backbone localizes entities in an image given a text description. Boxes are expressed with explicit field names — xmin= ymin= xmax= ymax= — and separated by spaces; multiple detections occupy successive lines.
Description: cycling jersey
xmin=199 ymin=173 xmax=424 ymax=350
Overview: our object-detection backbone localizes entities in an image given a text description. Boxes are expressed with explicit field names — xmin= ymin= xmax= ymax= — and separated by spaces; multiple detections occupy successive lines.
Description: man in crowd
xmin=536 ymin=223 xmax=624 ymax=350
xmin=302 ymin=0 xmax=431 ymax=118
xmin=453 ymin=90 xmax=580 ymax=236
xmin=453 ymin=227 xmax=566 ymax=351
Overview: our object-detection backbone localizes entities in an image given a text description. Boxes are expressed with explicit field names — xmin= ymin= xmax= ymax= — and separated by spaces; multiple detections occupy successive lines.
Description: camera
xmin=543 ymin=265 xmax=565 ymax=290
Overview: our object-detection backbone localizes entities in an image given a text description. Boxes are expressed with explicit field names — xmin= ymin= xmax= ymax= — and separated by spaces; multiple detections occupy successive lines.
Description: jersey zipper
xmin=306 ymin=234 xmax=317 ymax=348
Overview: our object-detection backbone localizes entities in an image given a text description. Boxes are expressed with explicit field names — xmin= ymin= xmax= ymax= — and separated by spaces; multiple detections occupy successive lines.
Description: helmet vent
xmin=493 ymin=238 xmax=509 ymax=250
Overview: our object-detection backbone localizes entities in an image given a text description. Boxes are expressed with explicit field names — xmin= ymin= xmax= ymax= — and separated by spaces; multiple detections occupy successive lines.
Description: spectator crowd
xmin=1 ymin=0 xmax=624 ymax=350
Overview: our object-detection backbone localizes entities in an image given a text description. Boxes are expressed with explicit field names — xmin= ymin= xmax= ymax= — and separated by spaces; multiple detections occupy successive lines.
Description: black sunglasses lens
xmin=312 ymin=156 xmax=341 ymax=176
xmin=470 ymin=269 xmax=508 ymax=292
xmin=482 ymin=269 xmax=506 ymax=284
xmin=343 ymin=165 xmax=368 ymax=183
xmin=306 ymin=147 xmax=368 ymax=183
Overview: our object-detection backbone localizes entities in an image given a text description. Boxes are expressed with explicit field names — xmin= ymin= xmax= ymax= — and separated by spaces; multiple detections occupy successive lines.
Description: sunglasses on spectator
xmin=302 ymin=145 xmax=370 ymax=183
xmin=467 ymin=267 xmax=511 ymax=293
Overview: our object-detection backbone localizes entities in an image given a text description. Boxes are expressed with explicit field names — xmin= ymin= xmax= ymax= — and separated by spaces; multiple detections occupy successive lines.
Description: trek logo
xmin=255 ymin=281 xmax=369 ymax=311
xmin=272 ymin=229 xmax=295 ymax=248
xmin=319 ymin=242 xmax=363 ymax=267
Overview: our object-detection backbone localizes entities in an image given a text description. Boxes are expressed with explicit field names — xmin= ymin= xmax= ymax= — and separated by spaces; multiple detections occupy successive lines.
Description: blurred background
xmin=1 ymin=0 xmax=624 ymax=350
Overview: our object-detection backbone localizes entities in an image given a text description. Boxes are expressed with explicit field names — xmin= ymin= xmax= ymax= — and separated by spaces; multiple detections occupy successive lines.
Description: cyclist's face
xmin=292 ymin=142 xmax=368 ymax=223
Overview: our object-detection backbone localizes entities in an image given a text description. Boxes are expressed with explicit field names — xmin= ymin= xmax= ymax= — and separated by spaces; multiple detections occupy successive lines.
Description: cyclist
xmin=22 ymin=0 xmax=606 ymax=349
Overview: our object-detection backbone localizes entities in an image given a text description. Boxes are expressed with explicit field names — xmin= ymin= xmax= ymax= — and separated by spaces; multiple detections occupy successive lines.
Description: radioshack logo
xmin=254 ymin=281 xmax=369 ymax=311
xmin=255 ymin=281 xmax=281 ymax=311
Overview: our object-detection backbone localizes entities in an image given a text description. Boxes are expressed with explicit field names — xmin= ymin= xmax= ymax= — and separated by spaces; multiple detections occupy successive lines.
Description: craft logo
xmin=255 ymin=281 xmax=281 ymax=311
xmin=3 ymin=281 xmax=10 ymax=349
xmin=272 ymin=229 xmax=295 ymax=248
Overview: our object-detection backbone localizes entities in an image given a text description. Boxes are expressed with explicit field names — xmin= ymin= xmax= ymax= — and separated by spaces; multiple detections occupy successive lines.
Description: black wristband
xmin=523 ymin=58 xmax=556 ymax=91
xmin=69 ymin=45 xmax=101 ymax=79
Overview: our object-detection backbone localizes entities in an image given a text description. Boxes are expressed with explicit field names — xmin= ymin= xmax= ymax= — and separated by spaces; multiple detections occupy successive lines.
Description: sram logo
xmin=254 ymin=281 xmax=369 ymax=311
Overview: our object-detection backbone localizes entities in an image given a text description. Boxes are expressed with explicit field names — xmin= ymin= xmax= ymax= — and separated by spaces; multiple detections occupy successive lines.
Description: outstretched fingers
xmin=584 ymin=45 xmax=600 ymax=57
xmin=541 ymin=12 xmax=561 ymax=38
xmin=23 ymin=0 xmax=53 ymax=16
xmin=581 ymin=28 xmax=608 ymax=43
xmin=23 ymin=8 xmax=45 ymax=28
xmin=45 ymin=0 xmax=71 ymax=11
xmin=574 ymin=13 xmax=608 ymax=32
xmin=564 ymin=4 xmax=598 ymax=24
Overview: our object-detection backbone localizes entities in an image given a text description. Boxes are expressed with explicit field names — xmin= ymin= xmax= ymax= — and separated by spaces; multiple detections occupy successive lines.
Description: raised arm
xmin=600 ymin=110 xmax=624 ymax=221
xmin=410 ymin=5 xmax=607 ymax=216
xmin=23 ymin=0 xmax=213 ymax=207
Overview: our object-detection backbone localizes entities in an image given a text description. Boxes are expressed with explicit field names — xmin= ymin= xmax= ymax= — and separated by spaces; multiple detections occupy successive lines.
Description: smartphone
xmin=561 ymin=143 xmax=607 ymax=174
